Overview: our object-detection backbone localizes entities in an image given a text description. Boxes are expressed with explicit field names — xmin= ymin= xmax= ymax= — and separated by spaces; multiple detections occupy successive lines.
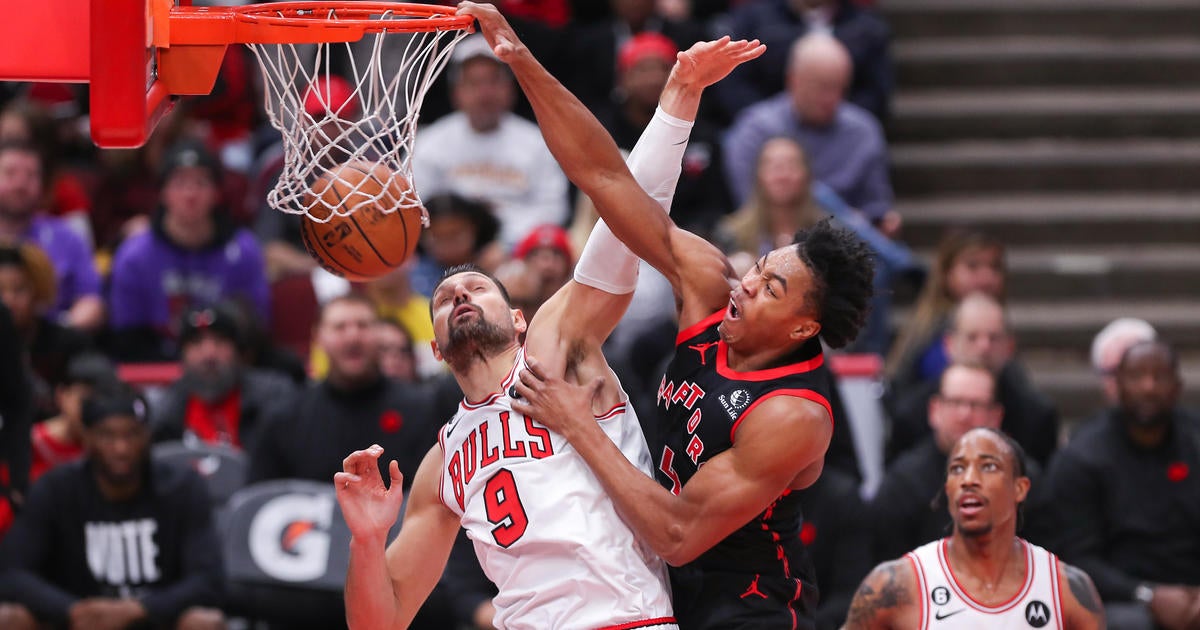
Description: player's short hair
xmin=792 ymin=218 xmax=874 ymax=349
xmin=971 ymin=427 xmax=1029 ymax=480
xmin=934 ymin=427 xmax=1031 ymax=532
xmin=431 ymin=264 xmax=514 ymax=312
xmin=1118 ymin=339 xmax=1179 ymax=374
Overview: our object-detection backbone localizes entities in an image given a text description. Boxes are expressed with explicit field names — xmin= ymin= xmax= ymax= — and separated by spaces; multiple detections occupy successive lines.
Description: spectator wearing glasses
xmin=870 ymin=363 xmax=1005 ymax=563
xmin=886 ymin=292 xmax=1059 ymax=468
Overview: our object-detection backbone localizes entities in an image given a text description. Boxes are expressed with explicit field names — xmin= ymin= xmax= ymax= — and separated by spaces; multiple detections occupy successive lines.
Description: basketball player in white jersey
xmin=334 ymin=37 xmax=765 ymax=630
xmin=842 ymin=428 xmax=1104 ymax=630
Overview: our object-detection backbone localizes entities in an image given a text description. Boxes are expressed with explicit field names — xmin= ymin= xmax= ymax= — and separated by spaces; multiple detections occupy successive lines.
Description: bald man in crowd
xmin=888 ymin=293 xmax=1059 ymax=466
xmin=723 ymin=32 xmax=896 ymax=234
xmin=1091 ymin=317 xmax=1158 ymax=407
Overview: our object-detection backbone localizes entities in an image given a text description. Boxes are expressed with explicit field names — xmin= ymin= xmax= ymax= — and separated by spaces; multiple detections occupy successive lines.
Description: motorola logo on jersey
xmin=930 ymin=586 xmax=951 ymax=606
xmin=1025 ymin=601 xmax=1051 ymax=627
xmin=249 ymin=492 xmax=334 ymax=582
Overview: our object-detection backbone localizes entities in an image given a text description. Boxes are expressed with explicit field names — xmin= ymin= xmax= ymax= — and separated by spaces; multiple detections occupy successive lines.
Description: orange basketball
xmin=300 ymin=161 xmax=424 ymax=281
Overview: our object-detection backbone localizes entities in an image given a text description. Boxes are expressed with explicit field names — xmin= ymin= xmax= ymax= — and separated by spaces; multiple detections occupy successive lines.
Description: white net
xmin=246 ymin=7 xmax=470 ymax=225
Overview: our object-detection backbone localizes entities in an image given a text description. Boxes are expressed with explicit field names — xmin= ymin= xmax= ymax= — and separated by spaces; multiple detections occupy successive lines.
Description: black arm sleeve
xmin=0 ymin=303 xmax=32 ymax=496
xmin=1044 ymin=450 xmax=1139 ymax=601
xmin=0 ymin=474 xmax=79 ymax=624
xmin=439 ymin=531 xmax=497 ymax=627
xmin=139 ymin=474 xmax=224 ymax=623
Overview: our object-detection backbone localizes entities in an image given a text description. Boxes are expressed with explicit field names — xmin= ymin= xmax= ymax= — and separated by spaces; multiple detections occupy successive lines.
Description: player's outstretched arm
xmin=338 ymin=445 xmax=459 ymax=630
xmin=512 ymin=358 xmax=830 ymax=565
xmin=1059 ymin=563 xmax=1107 ymax=630
xmin=457 ymin=2 xmax=756 ymax=325
xmin=841 ymin=560 xmax=918 ymax=630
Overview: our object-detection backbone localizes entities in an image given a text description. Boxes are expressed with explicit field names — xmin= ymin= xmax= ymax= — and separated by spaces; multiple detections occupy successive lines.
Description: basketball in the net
xmin=300 ymin=161 xmax=423 ymax=281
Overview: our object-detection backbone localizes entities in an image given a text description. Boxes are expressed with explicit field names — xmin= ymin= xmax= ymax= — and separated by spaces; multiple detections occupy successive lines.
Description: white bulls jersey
xmin=438 ymin=348 xmax=676 ymax=630
xmin=907 ymin=538 xmax=1065 ymax=630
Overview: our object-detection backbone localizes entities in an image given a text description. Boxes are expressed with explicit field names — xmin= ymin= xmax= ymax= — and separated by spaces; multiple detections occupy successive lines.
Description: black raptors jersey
xmin=652 ymin=311 xmax=835 ymax=629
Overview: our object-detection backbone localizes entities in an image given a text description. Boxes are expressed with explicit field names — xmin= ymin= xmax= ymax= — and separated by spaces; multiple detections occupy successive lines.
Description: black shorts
xmin=669 ymin=568 xmax=819 ymax=630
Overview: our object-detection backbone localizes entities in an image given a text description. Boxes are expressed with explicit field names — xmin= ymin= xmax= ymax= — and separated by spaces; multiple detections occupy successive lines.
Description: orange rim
xmin=166 ymin=2 xmax=474 ymax=46
xmin=233 ymin=2 xmax=475 ymax=33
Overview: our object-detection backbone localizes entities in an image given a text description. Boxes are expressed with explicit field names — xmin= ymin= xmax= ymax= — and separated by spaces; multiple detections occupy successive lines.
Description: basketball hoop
xmin=221 ymin=3 xmax=474 ymax=225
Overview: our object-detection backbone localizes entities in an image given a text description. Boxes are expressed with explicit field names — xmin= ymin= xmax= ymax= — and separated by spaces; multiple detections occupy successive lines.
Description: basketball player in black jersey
xmin=457 ymin=4 xmax=873 ymax=627
xmin=842 ymin=428 xmax=1104 ymax=630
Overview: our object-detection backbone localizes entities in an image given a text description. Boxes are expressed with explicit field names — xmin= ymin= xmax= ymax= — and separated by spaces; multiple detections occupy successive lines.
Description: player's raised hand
xmin=335 ymin=444 xmax=405 ymax=542
xmin=671 ymin=36 xmax=766 ymax=90
xmin=457 ymin=1 xmax=525 ymax=63
xmin=511 ymin=356 xmax=605 ymax=440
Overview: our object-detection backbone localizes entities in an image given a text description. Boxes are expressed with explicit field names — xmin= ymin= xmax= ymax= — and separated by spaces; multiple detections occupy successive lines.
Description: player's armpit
xmin=660 ymin=396 xmax=832 ymax=565
xmin=1059 ymin=563 xmax=1106 ymax=630
xmin=842 ymin=560 xmax=917 ymax=630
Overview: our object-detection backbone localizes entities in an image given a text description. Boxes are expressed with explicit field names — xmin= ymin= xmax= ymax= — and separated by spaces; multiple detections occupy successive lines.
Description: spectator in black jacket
xmin=0 ymin=384 xmax=224 ymax=630
xmin=150 ymin=304 xmax=294 ymax=450
xmin=248 ymin=294 xmax=458 ymax=487
xmin=886 ymin=292 xmax=1059 ymax=467
xmin=871 ymin=363 xmax=1004 ymax=564
xmin=1044 ymin=340 xmax=1200 ymax=630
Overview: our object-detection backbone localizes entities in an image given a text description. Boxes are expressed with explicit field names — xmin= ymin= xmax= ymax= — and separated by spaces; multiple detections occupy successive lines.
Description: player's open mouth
xmin=727 ymin=296 xmax=741 ymax=320
xmin=957 ymin=494 xmax=985 ymax=515
xmin=453 ymin=304 xmax=480 ymax=322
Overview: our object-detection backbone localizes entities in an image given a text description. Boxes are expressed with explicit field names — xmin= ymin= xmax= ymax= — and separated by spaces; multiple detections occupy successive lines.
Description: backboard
xmin=0 ymin=0 xmax=172 ymax=148
xmin=0 ymin=1 xmax=472 ymax=149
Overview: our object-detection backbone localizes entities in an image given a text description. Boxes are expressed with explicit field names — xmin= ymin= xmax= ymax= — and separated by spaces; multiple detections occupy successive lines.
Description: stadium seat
xmin=152 ymin=441 xmax=248 ymax=509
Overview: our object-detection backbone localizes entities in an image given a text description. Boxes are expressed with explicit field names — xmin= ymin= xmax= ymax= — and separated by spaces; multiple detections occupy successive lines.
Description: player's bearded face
xmin=442 ymin=301 xmax=515 ymax=369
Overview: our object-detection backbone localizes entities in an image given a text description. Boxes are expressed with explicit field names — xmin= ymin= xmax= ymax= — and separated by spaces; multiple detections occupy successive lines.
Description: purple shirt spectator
xmin=22 ymin=215 xmax=101 ymax=319
xmin=108 ymin=226 xmax=268 ymax=342
xmin=723 ymin=93 xmax=892 ymax=221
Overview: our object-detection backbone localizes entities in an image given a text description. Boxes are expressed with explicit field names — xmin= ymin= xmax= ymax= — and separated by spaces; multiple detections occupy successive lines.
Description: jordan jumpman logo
xmin=740 ymin=574 xmax=768 ymax=599
xmin=688 ymin=342 xmax=719 ymax=365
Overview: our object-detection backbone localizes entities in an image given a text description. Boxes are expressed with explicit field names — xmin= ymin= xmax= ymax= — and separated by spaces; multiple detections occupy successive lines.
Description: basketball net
xmin=247 ymin=7 xmax=470 ymax=225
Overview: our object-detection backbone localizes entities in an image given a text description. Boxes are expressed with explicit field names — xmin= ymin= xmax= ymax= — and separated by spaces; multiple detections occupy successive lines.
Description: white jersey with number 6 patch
xmin=437 ymin=347 xmax=676 ymax=630
xmin=907 ymin=538 xmax=1065 ymax=630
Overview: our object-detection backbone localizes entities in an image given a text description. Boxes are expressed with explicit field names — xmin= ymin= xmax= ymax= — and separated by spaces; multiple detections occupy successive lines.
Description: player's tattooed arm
xmin=842 ymin=560 xmax=914 ymax=630
xmin=1061 ymin=563 xmax=1106 ymax=630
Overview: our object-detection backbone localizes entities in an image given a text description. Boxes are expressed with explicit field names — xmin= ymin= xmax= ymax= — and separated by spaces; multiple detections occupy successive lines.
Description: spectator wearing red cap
xmin=594 ymin=31 xmax=734 ymax=239
xmin=494 ymin=224 xmax=574 ymax=319
xmin=250 ymin=75 xmax=363 ymax=282
xmin=562 ymin=0 xmax=706 ymax=116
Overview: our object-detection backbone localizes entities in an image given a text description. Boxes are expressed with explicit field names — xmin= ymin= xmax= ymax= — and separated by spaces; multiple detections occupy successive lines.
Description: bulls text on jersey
xmin=445 ymin=410 xmax=553 ymax=512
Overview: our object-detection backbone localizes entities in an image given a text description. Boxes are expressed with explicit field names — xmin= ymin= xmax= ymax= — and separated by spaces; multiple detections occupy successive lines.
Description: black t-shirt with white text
xmin=0 ymin=459 xmax=223 ymax=626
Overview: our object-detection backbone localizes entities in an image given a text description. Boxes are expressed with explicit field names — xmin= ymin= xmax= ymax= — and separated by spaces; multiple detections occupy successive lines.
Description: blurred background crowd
xmin=0 ymin=0 xmax=1197 ymax=629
